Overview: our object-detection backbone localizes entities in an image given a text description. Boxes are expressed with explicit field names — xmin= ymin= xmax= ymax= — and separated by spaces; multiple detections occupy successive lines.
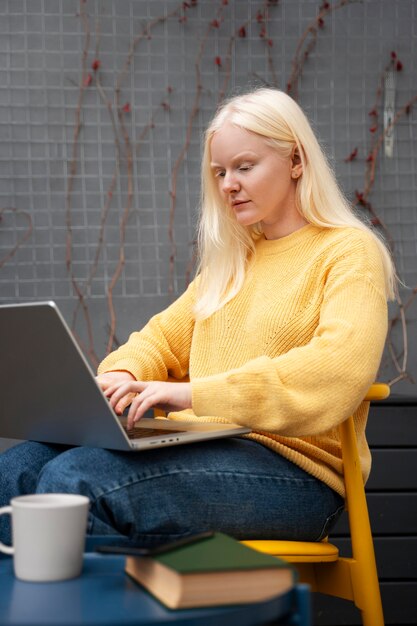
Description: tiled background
xmin=0 ymin=0 xmax=416 ymax=393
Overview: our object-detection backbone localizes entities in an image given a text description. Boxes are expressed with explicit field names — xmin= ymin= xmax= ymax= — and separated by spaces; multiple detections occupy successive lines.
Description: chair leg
xmin=361 ymin=605 xmax=384 ymax=626
xmin=356 ymin=568 xmax=384 ymax=626
xmin=350 ymin=543 xmax=383 ymax=626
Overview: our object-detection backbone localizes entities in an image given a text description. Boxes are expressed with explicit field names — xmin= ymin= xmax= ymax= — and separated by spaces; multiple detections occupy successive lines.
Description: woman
xmin=0 ymin=89 xmax=395 ymax=548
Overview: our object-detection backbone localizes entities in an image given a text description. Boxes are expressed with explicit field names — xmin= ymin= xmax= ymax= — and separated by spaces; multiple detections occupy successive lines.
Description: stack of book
xmin=124 ymin=532 xmax=295 ymax=609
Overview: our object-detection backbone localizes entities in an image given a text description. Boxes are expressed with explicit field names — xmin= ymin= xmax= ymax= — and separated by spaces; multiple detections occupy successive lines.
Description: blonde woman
xmin=0 ymin=89 xmax=395 ymax=547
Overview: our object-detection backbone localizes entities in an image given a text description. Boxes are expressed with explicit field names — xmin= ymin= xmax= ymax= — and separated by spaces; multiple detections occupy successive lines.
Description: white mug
xmin=0 ymin=493 xmax=89 ymax=582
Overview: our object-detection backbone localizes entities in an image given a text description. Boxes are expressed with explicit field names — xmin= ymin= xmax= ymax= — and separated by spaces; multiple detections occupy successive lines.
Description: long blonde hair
xmin=194 ymin=88 xmax=396 ymax=320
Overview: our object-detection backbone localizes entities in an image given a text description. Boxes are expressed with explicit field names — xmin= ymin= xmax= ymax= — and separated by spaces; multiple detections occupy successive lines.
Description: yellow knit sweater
xmin=98 ymin=224 xmax=388 ymax=497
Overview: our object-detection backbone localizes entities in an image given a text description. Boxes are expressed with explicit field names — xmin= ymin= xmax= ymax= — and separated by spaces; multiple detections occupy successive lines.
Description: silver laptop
xmin=0 ymin=302 xmax=250 ymax=451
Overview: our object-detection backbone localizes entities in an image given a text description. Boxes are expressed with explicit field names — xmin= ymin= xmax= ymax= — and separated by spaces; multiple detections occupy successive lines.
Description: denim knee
xmin=0 ymin=441 xmax=64 ymax=503
xmin=36 ymin=448 xmax=92 ymax=495
xmin=0 ymin=442 xmax=65 ymax=545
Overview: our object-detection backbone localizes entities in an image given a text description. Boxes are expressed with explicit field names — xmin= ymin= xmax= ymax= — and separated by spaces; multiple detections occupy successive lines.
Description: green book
xmin=125 ymin=532 xmax=296 ymax=609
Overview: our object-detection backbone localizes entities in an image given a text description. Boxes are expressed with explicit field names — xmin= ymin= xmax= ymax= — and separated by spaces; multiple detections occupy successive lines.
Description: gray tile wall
xmin=0 ymin=0 xmax=416 ymax=404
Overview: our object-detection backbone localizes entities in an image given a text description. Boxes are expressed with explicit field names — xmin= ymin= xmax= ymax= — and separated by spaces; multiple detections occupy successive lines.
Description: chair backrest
xmin=342 ymin=384 xmax=390 ymax=525
xmin=340 ymin=383 xmax=390 ymax=576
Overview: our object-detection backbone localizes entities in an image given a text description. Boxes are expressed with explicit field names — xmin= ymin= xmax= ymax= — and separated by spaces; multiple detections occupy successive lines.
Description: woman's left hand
xmin=104 ymin=380 xmax=192 ymax=429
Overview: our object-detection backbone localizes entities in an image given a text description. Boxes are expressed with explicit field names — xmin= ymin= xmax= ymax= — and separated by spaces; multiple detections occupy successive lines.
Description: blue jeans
xmin=0 ymin=439 xmax=344 ymax=548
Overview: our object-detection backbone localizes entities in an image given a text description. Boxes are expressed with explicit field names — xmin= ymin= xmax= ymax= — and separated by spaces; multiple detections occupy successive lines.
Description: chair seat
xmin=241 ymin=539 xmax=339 ymax=563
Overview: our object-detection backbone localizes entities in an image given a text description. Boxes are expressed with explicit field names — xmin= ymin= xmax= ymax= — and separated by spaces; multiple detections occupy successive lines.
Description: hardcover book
xmin=125 ymin=532 xmax=295 ymax=609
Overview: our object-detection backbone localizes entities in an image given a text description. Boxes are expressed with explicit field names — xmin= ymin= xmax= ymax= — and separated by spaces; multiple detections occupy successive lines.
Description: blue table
xmin=0 ymin=554 xmax=310 ymax=626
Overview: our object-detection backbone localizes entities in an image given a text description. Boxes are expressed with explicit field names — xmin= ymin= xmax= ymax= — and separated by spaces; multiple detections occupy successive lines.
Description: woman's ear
xmin=290 ymin=146 xmax=303 ymax=180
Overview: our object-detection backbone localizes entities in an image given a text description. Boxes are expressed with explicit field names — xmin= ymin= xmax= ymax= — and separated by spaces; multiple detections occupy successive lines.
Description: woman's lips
xmin=232 ymin=200 xmax=249 ymax=207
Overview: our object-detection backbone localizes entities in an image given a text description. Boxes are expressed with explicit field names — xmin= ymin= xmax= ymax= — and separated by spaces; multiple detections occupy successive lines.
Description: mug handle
xmin=0 ymin=506 xmax=14 ymax=555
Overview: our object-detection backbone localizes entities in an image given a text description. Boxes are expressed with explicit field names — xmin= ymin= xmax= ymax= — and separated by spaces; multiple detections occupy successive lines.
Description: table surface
xmin=0 ymin=554 xmax=307 ymax=626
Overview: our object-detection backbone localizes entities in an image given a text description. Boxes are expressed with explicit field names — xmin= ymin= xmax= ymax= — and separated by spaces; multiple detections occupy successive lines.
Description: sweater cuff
xmin=191 ymin=374 xmax=234 ymax=421
xmin=97 ymin=359 xmax=139 ymax=379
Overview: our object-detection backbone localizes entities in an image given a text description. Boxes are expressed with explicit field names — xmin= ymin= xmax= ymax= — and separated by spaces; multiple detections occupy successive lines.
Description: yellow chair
xmin=242 ymin=383 xmax=390 ymax=626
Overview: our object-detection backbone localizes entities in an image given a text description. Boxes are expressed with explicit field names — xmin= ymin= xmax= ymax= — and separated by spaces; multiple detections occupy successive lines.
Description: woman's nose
xmin=222 ymin=172 xmax=240 ymax=193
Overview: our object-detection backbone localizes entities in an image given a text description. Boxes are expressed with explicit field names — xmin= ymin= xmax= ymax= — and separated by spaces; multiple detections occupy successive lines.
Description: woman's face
xmin=210 ymin=122 xmax=305 ymax=239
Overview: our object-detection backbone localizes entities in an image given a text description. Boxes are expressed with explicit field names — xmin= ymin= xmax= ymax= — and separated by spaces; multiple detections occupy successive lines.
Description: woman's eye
xmin=215 ymin=171 xmax=226 ymax=178
xmin=238 ymin=165 xmax=252 ymax=172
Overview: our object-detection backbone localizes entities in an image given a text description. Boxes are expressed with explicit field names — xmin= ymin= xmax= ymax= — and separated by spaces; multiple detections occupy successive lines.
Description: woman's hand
xmin=96 ymin=371 xmax=136 ymax=390
xmin=103 ymin=380 xmax=192 ymax=430
xmin=96 ymin=371 xmax=137 ymax=416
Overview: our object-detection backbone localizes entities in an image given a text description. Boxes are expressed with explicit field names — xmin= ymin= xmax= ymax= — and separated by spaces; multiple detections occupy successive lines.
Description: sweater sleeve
xmin=97 ymin=281 xmax=196 ymax=381
xmin=191 ymin=248 xmax=389 ymax=437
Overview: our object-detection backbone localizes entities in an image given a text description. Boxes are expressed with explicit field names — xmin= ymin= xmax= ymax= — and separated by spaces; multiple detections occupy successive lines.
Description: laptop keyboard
xmin=124 ymin=427 xmax=184 ymax=440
